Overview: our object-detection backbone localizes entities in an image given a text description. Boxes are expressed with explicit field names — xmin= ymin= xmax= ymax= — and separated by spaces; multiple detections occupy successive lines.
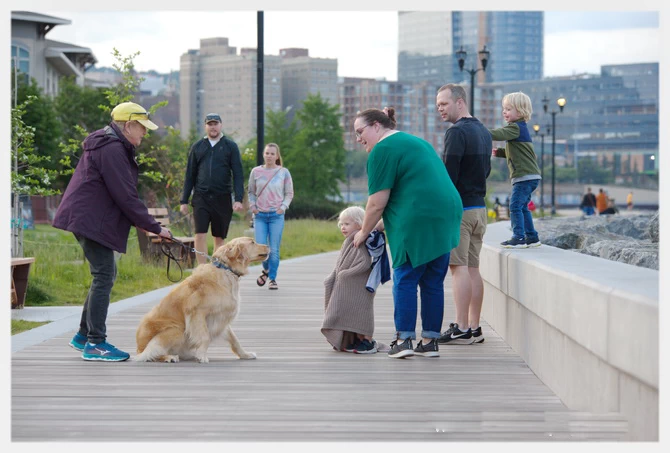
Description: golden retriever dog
xmin=134 ymin=237 xmax=269 ymax=363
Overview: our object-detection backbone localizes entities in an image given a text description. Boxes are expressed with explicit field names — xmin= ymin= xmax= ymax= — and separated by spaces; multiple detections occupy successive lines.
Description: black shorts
xmin=191 ymin=192 xmax=233 ymax=238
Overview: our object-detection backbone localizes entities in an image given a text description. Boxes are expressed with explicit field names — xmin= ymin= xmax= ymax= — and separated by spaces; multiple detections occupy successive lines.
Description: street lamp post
xmin=532 ymin=124 xmax=547 ymax=218
xmin=456 ymin=45 xmax=490 ymax=117
xmin=542 ymin=96 xmax=567 ymax=215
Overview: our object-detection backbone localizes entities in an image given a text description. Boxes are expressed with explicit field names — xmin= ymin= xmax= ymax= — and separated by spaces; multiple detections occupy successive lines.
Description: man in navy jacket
xmin=53 ymin=102 xmax=171 ymax=362
xmin=435 ymin=84 xmax=491 ymax=346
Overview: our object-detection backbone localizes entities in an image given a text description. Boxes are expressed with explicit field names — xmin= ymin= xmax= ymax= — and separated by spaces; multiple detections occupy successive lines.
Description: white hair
xmin=337 ymin=206 xmax=365 ymax=228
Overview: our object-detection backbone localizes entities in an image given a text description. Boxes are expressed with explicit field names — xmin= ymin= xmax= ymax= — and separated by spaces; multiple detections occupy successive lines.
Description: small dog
xmin=134 ymin=237 xmax=269 ymax=363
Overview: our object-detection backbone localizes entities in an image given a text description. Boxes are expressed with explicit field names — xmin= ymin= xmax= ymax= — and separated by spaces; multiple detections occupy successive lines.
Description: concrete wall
xmin=480 ymin=222 xmax=659 ymax=441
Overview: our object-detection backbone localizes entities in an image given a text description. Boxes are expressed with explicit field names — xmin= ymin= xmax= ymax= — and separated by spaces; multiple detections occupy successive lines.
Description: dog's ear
xmin=225 ymin=241 xmax=249 ymax=265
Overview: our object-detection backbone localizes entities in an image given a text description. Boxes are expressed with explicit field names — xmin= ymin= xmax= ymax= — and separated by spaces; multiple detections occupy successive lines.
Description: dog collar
xmin=212 ymin=258 xmax=242 ymax=277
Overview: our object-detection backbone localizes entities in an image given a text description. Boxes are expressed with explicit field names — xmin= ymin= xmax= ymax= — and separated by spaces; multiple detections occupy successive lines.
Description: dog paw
xmin=240 ymin=352 xmax=257 ymax=360
xmin=163 ymin=355 xmax=179 ymax=363
xmin=197 ymin=356 xmax=209 ymax=363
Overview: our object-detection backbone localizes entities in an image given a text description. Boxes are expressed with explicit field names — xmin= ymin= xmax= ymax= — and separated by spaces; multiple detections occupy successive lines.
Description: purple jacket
xmin=53 ymin=122 xmax=162 ymax=253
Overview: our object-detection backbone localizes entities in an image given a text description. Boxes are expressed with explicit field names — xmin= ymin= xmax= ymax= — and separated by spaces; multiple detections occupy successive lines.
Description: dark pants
xmin=75 ymin=235 xmax=117 ymax=344
xmin=392 ymin=252 xmax=450 ymax=340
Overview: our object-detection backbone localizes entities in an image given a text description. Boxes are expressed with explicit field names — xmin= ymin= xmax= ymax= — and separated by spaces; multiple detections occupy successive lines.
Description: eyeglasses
xmin=355 ymin=124 xmax=370 ymax=138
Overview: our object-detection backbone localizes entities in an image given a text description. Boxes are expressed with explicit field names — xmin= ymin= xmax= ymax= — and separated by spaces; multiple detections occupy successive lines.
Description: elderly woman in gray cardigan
xmin=321 ymin=207 xmax=389 ymax=354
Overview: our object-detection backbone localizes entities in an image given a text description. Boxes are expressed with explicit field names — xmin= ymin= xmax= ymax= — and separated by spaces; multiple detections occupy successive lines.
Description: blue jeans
xmin=392 ymin=253 xmax=450 ymax=340
xmin=510 ymin=180 xmax=539 ymax=241
xmin=74 ymin=234 xmax=117 ymax=344
xmin=254 ymin=211 xmax=285 ymax=280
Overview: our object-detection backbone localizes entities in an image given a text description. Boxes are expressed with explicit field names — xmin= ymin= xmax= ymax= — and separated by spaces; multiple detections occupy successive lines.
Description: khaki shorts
xmin=450 ymin=208 xmax=488 ymax=267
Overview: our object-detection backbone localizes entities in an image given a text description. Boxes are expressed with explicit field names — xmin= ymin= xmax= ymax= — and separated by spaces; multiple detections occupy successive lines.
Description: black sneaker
xmin=437 ymin=323 xmax=474 ymax=345
xmin=501 ymin=237 xmax=528 ymax=249
xmin=525 ymin=236 xmax=542 ymax=248
xmin=414 ymin=339 xmax=439 ymax=357
xmin=353 ymin=339 xmax=377 ymax=354
xmin=343 ymin=338 xmax=361 ymax=353
xmin=388 ymin=337 xmax=414 ymax=359
xmin=472 ymin=326 xmax=485 ymax=344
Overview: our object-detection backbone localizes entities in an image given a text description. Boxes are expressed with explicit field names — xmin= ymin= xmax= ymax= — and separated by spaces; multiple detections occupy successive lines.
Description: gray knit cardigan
xmin=321 ymin=234 xmax=374 ymax=351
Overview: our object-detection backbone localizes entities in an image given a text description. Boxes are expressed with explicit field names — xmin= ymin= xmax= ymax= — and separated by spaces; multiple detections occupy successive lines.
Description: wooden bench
xmin=136 ymin=208 xmax=196 ymax=268
xmin=11 ymin=257 xmax=35 ymax=309
xmin=495 ymin=205 xmax=510 ymax=221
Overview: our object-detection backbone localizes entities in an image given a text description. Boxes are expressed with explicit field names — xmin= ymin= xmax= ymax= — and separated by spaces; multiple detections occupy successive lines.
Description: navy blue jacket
xmin=442 ymin=117 xmax=492 ymax=208
xmin=53 ymin=122 xmax=162 ymax=253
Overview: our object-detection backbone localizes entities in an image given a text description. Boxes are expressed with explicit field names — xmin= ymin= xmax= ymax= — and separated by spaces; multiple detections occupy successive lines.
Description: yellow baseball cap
xmin=111 ymin=102 xmax=158 ymax=130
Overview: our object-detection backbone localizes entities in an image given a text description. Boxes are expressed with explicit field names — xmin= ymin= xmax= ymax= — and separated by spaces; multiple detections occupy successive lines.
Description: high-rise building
xmin=280 ymin=48 xmax=338 ymax=122
xmin=479 ymin=63 xmax=658 ymax=177
xmin=338 ymin=78 xmax=443 ymax=152
xmin=398 ymin=11 xmax=543 ymax=88
xmin=179 ymin=37 xmax=281 ymax=143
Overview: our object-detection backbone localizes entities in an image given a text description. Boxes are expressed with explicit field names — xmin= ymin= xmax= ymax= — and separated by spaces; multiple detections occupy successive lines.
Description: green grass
xmin=22 ymin=219 xmax=343 ymax=306
xmin=11 ymin=319 xmax=50 ymax=335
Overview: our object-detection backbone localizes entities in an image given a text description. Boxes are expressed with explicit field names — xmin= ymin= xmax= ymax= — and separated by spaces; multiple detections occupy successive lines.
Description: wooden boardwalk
xmin=12 ymin=252 xmax=626 ymax=441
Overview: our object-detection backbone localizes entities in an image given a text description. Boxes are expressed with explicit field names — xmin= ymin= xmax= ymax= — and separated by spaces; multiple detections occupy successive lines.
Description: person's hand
xmin=491 ymin=148 xmax=497 ymax=157
xmin=276 ymin=208 xmax=285 ymax=215
xmin=252 ymin=207 xmax=259 ymax=215
xmin=233 ymin=202 xmax=244 ymax=212
xmin=158 ymin=227 xmax=172 ymax=239
xmin=352 ymin=230 xmax=367 ymax=248
xmin=180 ymin=204 xmax=189 ymax=216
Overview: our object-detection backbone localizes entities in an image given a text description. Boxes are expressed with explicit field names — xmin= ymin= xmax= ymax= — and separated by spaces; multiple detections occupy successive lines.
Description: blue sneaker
xmin=82 ymin=341 xmax=130 ymax=362
xmin=69 ymin=333 xmax=87 ymax=351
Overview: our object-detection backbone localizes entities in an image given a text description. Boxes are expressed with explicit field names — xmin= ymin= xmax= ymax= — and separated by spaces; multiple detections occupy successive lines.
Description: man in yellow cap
xmin=53 ymin=101 xmax=172 ymax=362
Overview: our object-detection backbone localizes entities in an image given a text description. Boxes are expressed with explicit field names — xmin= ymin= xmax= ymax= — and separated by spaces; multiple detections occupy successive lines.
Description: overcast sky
xmin=19 ymin=7 xmax=661 ymax=81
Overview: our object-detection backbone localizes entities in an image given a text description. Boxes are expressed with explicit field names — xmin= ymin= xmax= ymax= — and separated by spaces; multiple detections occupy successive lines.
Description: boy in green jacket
xmin=490 ymin=92 xmax=541 ymax=248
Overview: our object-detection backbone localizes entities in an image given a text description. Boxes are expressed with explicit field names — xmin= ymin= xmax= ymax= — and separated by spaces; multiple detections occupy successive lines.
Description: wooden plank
xmin=11 ymin=251 xmax=627 ymax=441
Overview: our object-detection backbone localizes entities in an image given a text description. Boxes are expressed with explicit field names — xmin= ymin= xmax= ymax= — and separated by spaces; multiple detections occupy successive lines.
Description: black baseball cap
xmin=205 ymin=113 xmax=221 ymax=123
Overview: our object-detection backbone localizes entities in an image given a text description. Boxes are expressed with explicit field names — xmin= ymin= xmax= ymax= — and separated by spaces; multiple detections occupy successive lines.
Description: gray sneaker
xmin=388 ymin=337 xmax=414 ymax=359
xmin=414 ymin=339 xmax=439 ymax=357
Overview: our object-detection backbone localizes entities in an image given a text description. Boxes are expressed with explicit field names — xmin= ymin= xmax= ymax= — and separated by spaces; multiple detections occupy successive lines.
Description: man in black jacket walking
xmin=180 ymin=113 xmax=244 ymax=264
xmin=435 ymin=84 xmax=492 ymax=345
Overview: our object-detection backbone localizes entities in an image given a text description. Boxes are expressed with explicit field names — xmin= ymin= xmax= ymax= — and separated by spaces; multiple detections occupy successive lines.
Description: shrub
xmin=285 ymin=197 xmax=348 ymax=220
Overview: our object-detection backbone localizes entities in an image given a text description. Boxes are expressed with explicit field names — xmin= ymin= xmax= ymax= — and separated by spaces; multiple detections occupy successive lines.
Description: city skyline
xmin=29 ymin=9 xmax=660 ymax=82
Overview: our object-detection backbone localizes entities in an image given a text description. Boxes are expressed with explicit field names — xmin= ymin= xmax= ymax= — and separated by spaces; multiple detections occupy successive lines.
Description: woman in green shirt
xmin=352 ymin=107 xmax=463 ymax=359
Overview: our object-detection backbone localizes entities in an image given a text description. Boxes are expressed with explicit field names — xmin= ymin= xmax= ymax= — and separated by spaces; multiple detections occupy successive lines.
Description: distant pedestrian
xmin=490 ymin=92 xmax=541 ymax=248
xmin=248 ymin=143 xmax=294 ymax=290
xmin=180 ymin=113 xmax=245 ymax=265
xmin=596 ymin=188 xmax=608 ymax=214
xmin=627 ymin=191 xmax=634 ymax=210
xmin=580 ymin=187 xmax=597 ymax=216
xmin=601 ymin=198 xmax=620 ymax=215
xmin=53 ymin=101 xmax=172 ymax=362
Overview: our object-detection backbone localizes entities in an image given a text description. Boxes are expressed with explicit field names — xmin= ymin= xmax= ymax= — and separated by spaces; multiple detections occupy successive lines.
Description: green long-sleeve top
xmin=489 ymin=120 xmax=541 ymax=184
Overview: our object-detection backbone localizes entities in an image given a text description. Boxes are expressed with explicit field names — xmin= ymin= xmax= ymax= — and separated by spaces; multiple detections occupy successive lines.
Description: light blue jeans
xmin=254 ymin=211 xmax=285 ymax=281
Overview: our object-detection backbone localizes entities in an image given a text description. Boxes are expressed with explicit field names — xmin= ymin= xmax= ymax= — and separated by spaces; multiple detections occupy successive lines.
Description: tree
xmin=16 ymin=78 xmax=62 ymax=173
xmin=577 ymin=157 xmax=614 ymax=184
xmin=59 ymin=49 xmax=166 ymax=186
xmin=288 ymin=94 xmax=346 ymax=200
xmin=11 ymin=95 xmax=62 ymax=257
xmin=54 ymin=76 xmax=109 ymax=144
